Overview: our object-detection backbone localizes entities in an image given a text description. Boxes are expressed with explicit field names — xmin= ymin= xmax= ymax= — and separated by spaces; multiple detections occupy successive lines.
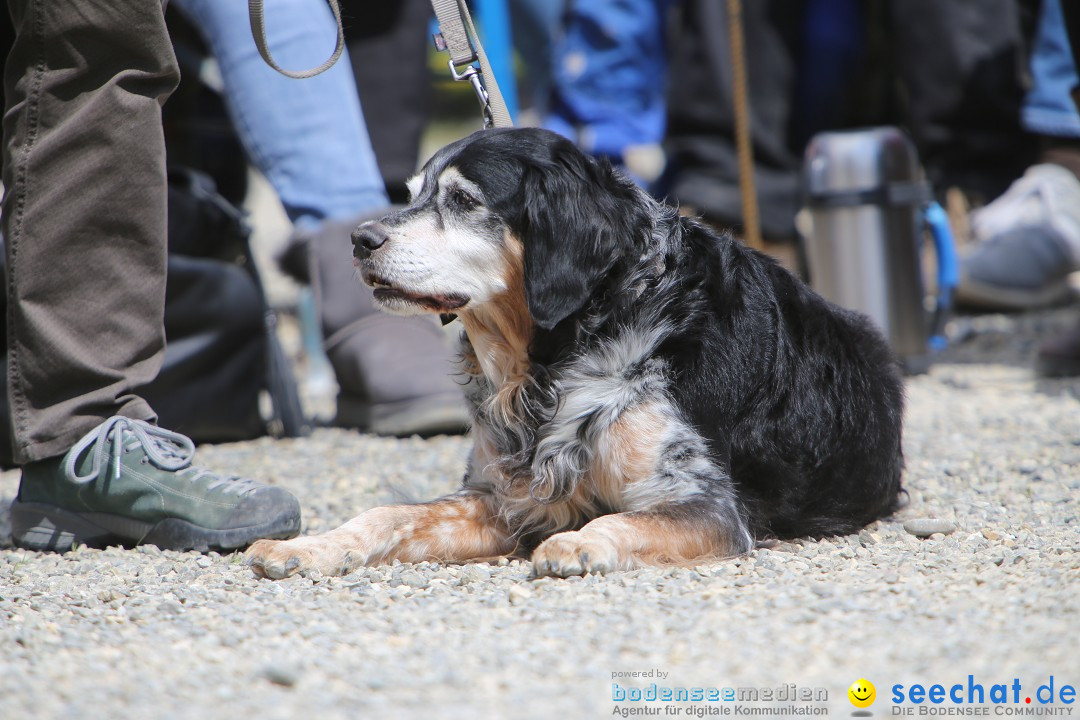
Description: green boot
xmin=10 ymin=416 xmax=301 ymax=552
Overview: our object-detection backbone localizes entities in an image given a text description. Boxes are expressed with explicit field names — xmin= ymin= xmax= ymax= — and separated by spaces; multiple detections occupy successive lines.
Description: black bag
xmin=153 ymin=168 xmax=308 ymax=442
xmin=0 ymin=168 xmax=308 ymax=467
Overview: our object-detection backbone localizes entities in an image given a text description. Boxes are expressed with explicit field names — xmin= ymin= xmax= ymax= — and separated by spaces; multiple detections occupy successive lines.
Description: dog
xmin=246 ymin=127 xmax=905 ymax=579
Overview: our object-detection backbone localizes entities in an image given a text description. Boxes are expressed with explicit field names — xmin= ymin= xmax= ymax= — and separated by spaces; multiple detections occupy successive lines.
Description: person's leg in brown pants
xmin=3 ymin=0 xmax=175 ymax=462
xmin=3 ymin=0 xmax=301 ymax=552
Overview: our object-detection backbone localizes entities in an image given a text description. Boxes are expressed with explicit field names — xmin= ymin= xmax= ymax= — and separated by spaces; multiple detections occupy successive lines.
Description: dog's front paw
xmin=245 ymin=537 xmax=351 ymax=579
xmin=531 ymin=531 xmax=620 ymax=578
xmin=245 ymin=538 xmax=315 ymax=579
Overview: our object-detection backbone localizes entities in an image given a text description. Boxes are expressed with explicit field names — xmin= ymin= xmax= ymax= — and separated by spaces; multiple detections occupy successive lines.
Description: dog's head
xmin=352 ymin=128 xmax=648 ymax=330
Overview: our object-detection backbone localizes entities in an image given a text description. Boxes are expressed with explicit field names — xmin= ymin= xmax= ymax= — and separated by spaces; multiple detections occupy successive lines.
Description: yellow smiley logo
xmin=848 ymin=679 xmax=876 ymax=708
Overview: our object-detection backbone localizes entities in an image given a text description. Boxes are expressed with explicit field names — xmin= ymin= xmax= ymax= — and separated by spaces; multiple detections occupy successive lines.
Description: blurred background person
xmin=539 ymin=0 xmax=1037 ymax=249
xmin=168 ymin=0 xmax=470 ymax=436
xmin=955 ymin=0 xmax=1080 ymax=376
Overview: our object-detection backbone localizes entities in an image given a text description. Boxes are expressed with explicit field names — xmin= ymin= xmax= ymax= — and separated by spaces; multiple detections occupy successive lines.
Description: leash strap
xmin=431 ymin=0 xmax=513 ymax=128
xmin=248 ymin=0 xmax=345 ymax=79
xmin=247 ymin=0 xmax=511 ymax=129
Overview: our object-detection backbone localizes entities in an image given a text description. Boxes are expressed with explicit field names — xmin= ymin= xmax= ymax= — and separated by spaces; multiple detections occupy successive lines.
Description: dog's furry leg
xmin=246 ymin=493 xmax=513 ymax=579
xmin=531 ymin=503 xmax=752 ymax=578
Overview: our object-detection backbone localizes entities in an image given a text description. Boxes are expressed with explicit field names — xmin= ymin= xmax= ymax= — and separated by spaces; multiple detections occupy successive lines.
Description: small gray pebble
xmin=508 ymin=584 xmax=533 ymax=605
xmin=904 ymin=518 xmax=957 ymax=537
xmin=399 ymin=570 xmax=428 ymax=589
xmin=463 ymin=565 xmax=491 ymax=583
xmin=261 ymin=662 xmax=302 ymax=687
xmin=158 ymin=598 xmax=183 ymax=615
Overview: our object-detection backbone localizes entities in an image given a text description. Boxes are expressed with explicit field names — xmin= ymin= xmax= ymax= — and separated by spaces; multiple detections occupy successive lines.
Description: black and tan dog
xmin=247 ymin=128 xmax=904 ymax=579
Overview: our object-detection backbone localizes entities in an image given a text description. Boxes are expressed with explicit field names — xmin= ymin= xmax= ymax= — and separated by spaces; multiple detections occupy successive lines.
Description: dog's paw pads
xmin=245 ymin=539 xmax=315 ymax=580
xmin=531 ymin=531 xmax=619 ymax=578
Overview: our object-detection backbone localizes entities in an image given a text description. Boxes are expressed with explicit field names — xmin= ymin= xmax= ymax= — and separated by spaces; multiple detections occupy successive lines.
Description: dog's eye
xmin=447 ymin=187 xmax=478 ymax=211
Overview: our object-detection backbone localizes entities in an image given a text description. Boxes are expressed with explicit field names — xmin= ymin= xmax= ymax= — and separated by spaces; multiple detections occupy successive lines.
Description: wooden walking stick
xmin=726 ymin=0 xmax=763 ymax=250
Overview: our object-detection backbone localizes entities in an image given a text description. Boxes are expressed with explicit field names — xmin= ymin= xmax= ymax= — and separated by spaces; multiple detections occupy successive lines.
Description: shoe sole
xmin=9 ymin=500 xmax=301 ymax=553
xmin=954 ymin=277 xmax=1076 ymax=311
xmin=1035 ymin=354 xmax=1080 ymax=377
xmin=336 ymin=393 xmax=469 ymax=437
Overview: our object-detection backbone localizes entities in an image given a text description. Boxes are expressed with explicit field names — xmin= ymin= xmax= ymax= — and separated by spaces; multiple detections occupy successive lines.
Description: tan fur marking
xmin=246 ymin=495 xmax=514 ymax=579
xmin=531 ymin=512 xmax=737 ymax=577
xmin=458 ymin=234 xmax=533 ymax=425
xmin=592 ymin=402 xmax=668 ymax=507
xmin=489 ymin=403 xmax=676 ymax=538
xmin=400 ymin=499 xmax=513 ymax=564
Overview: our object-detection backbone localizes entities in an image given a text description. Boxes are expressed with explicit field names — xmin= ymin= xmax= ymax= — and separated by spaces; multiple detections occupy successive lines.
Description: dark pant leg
xmin=662 ymin=0 xmax=805 ymax=239
xmin=2 ymin=0 xmax=179 ymax=463
xmin=888 ymin=0 xmax=1037 ymax=201
xmin=342 ymin=0 xmax=432 ymax=205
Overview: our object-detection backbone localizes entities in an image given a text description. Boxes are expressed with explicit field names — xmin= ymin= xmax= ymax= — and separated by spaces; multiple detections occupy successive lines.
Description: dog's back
xmin=662 ymin=218 xmax=905 ymax=539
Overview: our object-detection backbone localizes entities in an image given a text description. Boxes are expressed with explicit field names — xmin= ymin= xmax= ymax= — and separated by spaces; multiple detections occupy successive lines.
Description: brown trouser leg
xmin=3 ymin=0 xmax=179 ymax=463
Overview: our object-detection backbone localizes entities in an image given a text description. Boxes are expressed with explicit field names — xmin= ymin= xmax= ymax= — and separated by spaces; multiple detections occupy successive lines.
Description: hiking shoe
xmin=10 ymin=416 xmax=301 ymax=552
xmin=956 ymin=224 xmax=1080 ymax=310
xmin=329 ymin=314 xmax=470 ymax=437
xmin=335 ymin=389 xmax=470 ymax=437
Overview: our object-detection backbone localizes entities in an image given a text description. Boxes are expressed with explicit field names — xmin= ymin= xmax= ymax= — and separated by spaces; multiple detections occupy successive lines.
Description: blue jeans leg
xmin=174 ymin=0 xmax=388 ymax=228
xmin=543 ymin=0 xmax=673 ymax=159
xmin=1022 ymin=0 xmax=1080 ymax=138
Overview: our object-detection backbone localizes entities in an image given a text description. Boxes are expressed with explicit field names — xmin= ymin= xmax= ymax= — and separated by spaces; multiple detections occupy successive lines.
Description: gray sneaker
xmin=10 ymin=416 xmax=301 ymax=552
xmin=971 ymin=164 xmax=1080 ymax=245
xmin=330 ymin=315 xmax=469 ymax=437
xmin=958 ymin=163 xmax=1080 ymax=310
xmin=956 ymin=225 xmax=1079 ymax=310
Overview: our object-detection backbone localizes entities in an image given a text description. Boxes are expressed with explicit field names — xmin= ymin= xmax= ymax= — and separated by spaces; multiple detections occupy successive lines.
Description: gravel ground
xmin=1 ymin=309 xmax=1078 ymax=720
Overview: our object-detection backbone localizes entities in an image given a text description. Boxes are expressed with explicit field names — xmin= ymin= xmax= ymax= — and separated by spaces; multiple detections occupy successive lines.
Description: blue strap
xmin=924 ymin=202 xmax=957 ymax=351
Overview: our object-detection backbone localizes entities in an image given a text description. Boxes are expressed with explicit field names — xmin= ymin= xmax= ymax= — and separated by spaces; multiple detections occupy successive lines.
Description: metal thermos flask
xmin=801 ymin=127 xmax=957 ymax=374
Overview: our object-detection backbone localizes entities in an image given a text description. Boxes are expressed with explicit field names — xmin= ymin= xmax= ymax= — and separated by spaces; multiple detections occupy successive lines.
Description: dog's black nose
xmin=351 ymin=223 xmax=389 ymax=258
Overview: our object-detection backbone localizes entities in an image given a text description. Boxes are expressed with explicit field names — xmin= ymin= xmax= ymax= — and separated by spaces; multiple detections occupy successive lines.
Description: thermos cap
xmin=804 ymin=127 xmax=927 ymax=208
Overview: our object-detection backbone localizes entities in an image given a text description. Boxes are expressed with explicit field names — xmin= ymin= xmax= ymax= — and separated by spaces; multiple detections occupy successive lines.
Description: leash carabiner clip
xmin=447 ymin=59 xmax=494 ymax=129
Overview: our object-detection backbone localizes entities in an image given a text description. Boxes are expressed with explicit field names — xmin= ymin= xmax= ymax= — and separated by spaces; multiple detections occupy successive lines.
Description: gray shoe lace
xmin=64 ymin=416 xmax=261 ymax=495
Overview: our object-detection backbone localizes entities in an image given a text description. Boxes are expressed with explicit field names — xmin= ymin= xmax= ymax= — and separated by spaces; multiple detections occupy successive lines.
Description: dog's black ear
xmin=515 ymin=148 xmax=642 ymax=330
